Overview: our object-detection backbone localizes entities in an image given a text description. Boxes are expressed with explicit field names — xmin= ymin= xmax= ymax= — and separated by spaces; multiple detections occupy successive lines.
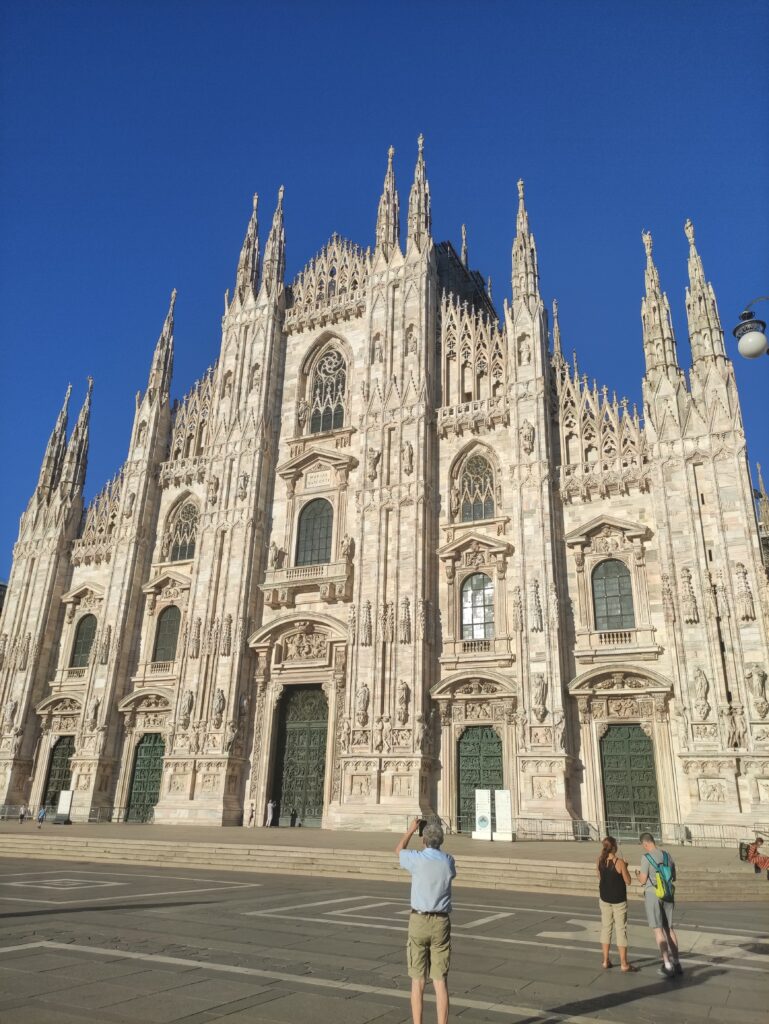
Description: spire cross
xmin=642 ymin=230 xmax=653 ymax=260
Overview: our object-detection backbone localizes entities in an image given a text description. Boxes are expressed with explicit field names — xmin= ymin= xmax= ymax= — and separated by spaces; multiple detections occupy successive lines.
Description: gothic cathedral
xmin=2 ymin=139 xmax=769 ymax=835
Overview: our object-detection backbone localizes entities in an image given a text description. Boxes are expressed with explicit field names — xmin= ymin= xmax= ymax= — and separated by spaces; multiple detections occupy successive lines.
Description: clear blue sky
xmin=2 ymin=1 xmax=768 ymax=579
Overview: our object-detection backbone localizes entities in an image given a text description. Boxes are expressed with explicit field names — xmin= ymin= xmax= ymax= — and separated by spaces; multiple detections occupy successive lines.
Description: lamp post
xmin=732 ymin=297 xmax=769 ymax=359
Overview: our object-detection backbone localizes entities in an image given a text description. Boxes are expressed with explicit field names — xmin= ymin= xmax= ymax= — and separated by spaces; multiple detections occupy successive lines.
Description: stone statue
xmin=450 ymin=485 xmax=460 ymax=518
xmin=213 ymin=688 xmax=226 ymax=726
xmin=382 ymin=715 xmax=393 ymax=753
xmin=3 ymin=698 xmax=17 ymax=731
xmin=87 ymin=696 xmax=100 ymax=731
xmin=532 ymin=674 xmax=548 ymax=721
xmin=693 ymin=668 xmax=711 ymax=719
xmin=516 ymin=712 xmax=528 ymax=751
xmin=340 ymin=534 xmax=354 ymax=560
xmin=355 ymin=682 xmax=370 ymax=727
xmin=181 ymin=689 xmax=194 ymax=727
xmin=11 ymin=727 xmax=23 ymax=756
xmin=224 ymin=720 xmax=238 ymax=753
xmin=396 ymin=679 xmax=410 ymax=725
xmin=414 ymin=713 xmax=427 ymax=753
xmin=366 ymin=447 xmax=381 ymax=482
xmin=401 ymin=440 xmax=414 ymax=475
xmin=297 ymin=397 xmax=309 ymax=428
xmin=373 ymin=716 xmax=384 ymax=751
xmin=399 ymin=596 xmax=411 ymax=644
xmin=269 ymin=541 xmax=280 ymax=569
xmin=747 ymin=667 xmax=769 ymax=719
xmin=339 ymin=716 xmax=351 ymax=754
xmin=553 ymin=710 xmax=566 ymax=751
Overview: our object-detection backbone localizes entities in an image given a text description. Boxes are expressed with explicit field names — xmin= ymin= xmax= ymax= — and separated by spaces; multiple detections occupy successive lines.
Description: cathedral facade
xmin=2 ymin=139 xmax=769 ymax=835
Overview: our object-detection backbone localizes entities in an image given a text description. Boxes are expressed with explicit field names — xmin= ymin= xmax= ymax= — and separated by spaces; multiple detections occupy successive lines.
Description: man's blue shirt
xmin=399 ymin=848 xmax=456 ymax=913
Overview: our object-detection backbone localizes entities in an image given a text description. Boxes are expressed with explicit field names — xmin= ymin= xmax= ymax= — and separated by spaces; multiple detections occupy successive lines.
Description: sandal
xmin=621 ymin=964 xmax=638 ymax=973
xmin=602 ymin=960 xmax=613 ymax=969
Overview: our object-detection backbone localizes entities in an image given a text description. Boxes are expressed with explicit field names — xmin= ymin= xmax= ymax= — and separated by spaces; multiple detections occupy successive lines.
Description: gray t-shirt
xmin=639 ymin=847 xmax=676 ymax=894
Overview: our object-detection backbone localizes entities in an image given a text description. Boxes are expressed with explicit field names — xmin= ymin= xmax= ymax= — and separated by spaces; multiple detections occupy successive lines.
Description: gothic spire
xmin=511 ymin=179 xmax=540 ymax=311
xmin=375 ymin=145 xmax=400 ymax=258
xmin=461 ymin=223 xmax=468 ymax=267
xmin=261 ymin=186 xmax=285 ymax=294
xmin=36 ymin=384 xmax=71 ymax=500
xmin=60 ymin=377 xmax=93 ymax=496
xmin=407 ymin=134 xmax=431 ymax=252
xmin=757 ymin=462 xmax=769 ymax=537
xmin=552 ymin=298 xmax=563 ymax=360
xmin=640 ymin=230 xmax=679 ymax=376
xmin=146 ymin=289 xmax=175 ymax=403
xmin=234 ymin=193 xmax=260 ymax=303
xmin=684 ymin=218 xmax=725 ymax=365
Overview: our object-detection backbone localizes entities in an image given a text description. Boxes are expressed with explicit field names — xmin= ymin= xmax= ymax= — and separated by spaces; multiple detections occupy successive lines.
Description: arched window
xmin=153 ymin=605 xmax=181 ymax=662
xmin=460 ymin=454 xmax=495 ymax=522
xmin=309 ymin=348 xmax=346 ymax=434
xmin=296 ymin=499 xmax=333 ymax=566
xmin=167 ymin=501 xmax=198 ymax=562
xmin=592 ymin=559 xmax=635 ymax=631
xmin=70 ymin=614 xmax=97 ymax=668
xmin=461 ymin=573 xmax=494 ymax=640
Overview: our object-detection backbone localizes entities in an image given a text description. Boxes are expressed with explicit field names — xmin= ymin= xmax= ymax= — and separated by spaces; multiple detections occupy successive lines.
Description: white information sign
xmin=493 ymin=789 xmax=513 ymax=842
xmin=54 ymin=789 xmax=73 ymax=825
xmin=471 ymin=788 xmax=492 ymax=840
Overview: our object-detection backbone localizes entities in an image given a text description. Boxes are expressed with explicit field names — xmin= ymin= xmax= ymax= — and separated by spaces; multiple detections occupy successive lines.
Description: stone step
xmin=1 ymin=835 xmax=763 ymax=901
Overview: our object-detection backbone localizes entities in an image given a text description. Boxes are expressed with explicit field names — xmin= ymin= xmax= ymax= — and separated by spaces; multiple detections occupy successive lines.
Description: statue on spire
xmin=511 ymin=177 xmax=539 ymax=310
xmin=261 ymin=186 xmax=285 ymax=294
xmin=234 ymin=193 xmax=260 ymax=303
xmin=407 ymin=134 xmax=431 ymax=252
xmin=640 ymin=229 xmax=680 ymax=378
xmin=683 ymin=217 xmax=725 ymax=365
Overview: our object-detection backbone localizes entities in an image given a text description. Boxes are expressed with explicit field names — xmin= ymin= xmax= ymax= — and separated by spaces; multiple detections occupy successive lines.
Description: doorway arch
xmin=600 ymin=724 xmax=660 ymax=837
xmin=43 ymin=735 xmax=75 ymax=810
xmin=456 ymin=725 xmax=503 ymax=833
xmin=274 ymin=686 xmax=329 ymax=827
xmin=126 ymin=733 xmax=166 ymax=822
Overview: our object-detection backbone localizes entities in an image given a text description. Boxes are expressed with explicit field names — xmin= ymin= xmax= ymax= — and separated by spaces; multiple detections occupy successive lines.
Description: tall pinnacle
xmin=552 ymin=298 xmax=562 ymax=359
xmin=684 ymin=218 xmax=725 ymax=365
xmin=757 ymin=462 xmax=769 ymax=537
xmin=375 ymin=145 xmax=400 ymax=258
xmin=61 ymin=377 xmax=93 ymax=496
xmin=640 ymin=230 xmax=679 ymax=376
xmin=261 ymin=186 xmax=285 ymax=294
xmin=146 ymin=289 xmax=175 ymax=402
xmin=461 ymin=224 xmax=468 ymax=266
xmin=407 ymin=134 xmax=431 ymax=252
xmin=36 ymin=384 xmax=71 ymax=500
xmin=511 ymin=179 xmax=540 ymax=311
xmin=235 ymin=193 xmax=260 ymax=302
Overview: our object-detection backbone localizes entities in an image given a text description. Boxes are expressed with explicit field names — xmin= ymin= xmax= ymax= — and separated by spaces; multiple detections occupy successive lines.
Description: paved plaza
xmin=0 ymin=852 xmax=767 ymax=1024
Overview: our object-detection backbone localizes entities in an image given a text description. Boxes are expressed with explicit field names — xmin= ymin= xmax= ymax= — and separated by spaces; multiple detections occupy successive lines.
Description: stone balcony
xmin=440 ymin=634 xmax=514 ymax=670
xmin=573 ymin=626 xmax=661 ymax=664
xmin=261 ymin=559 xmax=353 ymax=608
xmin=438 ymin=394 xmax=509 ymax=437
xmin=131 ymin=659 xmax=179 ymax=685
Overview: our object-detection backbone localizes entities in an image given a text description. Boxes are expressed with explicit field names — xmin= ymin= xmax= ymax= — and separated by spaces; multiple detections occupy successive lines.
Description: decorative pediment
xmin=36 ymin=694 xmax=83 ymax=715
xmin=431 ymin=669 xmax=518 ymax=700
xmin=247 ymin=611 xmax=347 ymax=648
xmin=142 ymin=570 xmax=191 ymax=597
xmin=437 ymin=532 xmax=513 ymax=581
xmin=565 ymin=515 xmax=649 ymax=551
xmin=118 ymin=690 xmax=172 ymax=713
xmin=568 ymin=666 xmax=672 ymax=695
xmin=62 ymin=583 xmax=105 ymax=607
xmin=276 ymin=446 xmax=358 ymax=487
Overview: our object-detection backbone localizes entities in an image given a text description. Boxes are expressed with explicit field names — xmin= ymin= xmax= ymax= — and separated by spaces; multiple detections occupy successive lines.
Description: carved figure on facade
xmin=746 ymin=667 xmax=768 ymax=719
xmin=385 ymin=601 xmax=395 ymax=642
xmin=519 ymin=419 xmax=535 ymax=455
xmin=3 ymin=698 xmax=17 ymax=732
xmin=86 ymin=697 xmax=100 ymax=731
xmin=347 ymin=604 xmax=357 ymax=645
xmin=721 ymin=705 xmax=746 ymax=749
xmin=181 ymin=689 xmax=194 ymax=728
xmin=401 ymin=440 xmax=414 ymax=476
xmin=416 ymin=599 xmax=427 ymax=641
xmin=361 ymin=600 xmax=372 ymax=646
xmin=207 ymin=475 xmax=219 ymax=505
xmin=397 ymin=679 xmax=411 ymax=725
xmin=680 ymin=568 xmax=699 ymax=624
xmin=373 ymin=716 xmax=384 ymax=752
xmin=661 ymin=573 xmax=676 ymax=622
xmin=190 ymin=618 xmax=201 ymax=659
xmin=355 ymin=682 xmax=370 ymax=727
xmin=339 ymin=716 xmax=352 ymax=754
xmin=529 ymin=579 xmax=543 ymax=632
xmin=531 ymin=675 xmax=548 ymax=722
xmin=220 ymin=614 xmax=233 ymax=657
xmin=284 ymin=622 xmax=328 ymax=661
xmin=367 ymin=448 xmax=381 ymax=482
xmin=553 ymin=710 xmax=566 ymax=751
xmin=693 ymin=668 xmax=711 ymax=720
xmin=297 ymin=397 xmax=309 ymax=429
xmin=734 ymin=563 xmax=756 ymax=622
xmin=213 ymin=689 xmax=226 ymax=728
xmin=700 ymin=779 xmax=727 ymax=802
xmin=399 ymin=596 xmax=411 ymax=644
xmin=547 ymin=583 xmax=559 ymax=631
xmin=511 ymin=586 xmax=523 ymax=632
xmin=516 ymin=711 xmax=528 ymax=751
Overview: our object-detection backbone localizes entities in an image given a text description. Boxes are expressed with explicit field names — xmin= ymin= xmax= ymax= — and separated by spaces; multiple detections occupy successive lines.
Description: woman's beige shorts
xmin=599 ymin=898 xmax=628 ymax=947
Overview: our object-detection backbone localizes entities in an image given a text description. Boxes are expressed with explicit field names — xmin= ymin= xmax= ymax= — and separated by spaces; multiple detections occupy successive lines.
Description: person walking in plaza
xmin=18 ymin=805 xmax=26 ymax=824
xmin=635 ymin=832 xmax=681 ymax=978
xmin=37 ymin=806 xmax=46 ymax=829
xmin=746 ymin=836 xmax=769 ymax=873
xmin=596 ymin=836 xmax=637 ymax=971
xmin=397 ymin=816 xmax=455 ymax=1024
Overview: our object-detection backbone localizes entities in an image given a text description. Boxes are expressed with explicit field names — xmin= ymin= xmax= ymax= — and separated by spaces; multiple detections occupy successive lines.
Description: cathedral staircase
xmin=0 ymin=831 xmax=762 ymax=902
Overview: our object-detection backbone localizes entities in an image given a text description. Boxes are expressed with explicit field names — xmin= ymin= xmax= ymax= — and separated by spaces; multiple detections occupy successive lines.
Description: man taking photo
xmin=396 ymin=816 xmax=456 ymax=1024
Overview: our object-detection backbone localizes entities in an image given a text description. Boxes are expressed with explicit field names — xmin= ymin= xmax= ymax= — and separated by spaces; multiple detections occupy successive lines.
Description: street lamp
xmin=732 ymin=297 xmax=769 ymax=359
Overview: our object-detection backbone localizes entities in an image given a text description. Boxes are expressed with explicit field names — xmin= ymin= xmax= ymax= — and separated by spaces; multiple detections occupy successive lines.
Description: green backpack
xmin=646 ymin=851 xmax=675 ymax=902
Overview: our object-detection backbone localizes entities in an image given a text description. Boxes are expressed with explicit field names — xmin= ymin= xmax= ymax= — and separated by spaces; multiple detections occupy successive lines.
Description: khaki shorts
xmin=645 ymin=892 xmax=674 ymax=930
xmin=598 ymin=898 xmax=628 ymax=947
xmin=407 ymin=912 xmax=451 ymax=980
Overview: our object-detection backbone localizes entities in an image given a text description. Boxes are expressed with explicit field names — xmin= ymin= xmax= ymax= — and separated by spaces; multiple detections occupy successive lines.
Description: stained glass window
xmin=70 ymin=614 xmax=97 ymax=668
xmin=592 ymin=559 xmax=635 ymax=631
xmin=460 ymin=454 xmax=495 ymax=522
xmin=309 ymin=349 xmax=346 ymax=434
xmin=461 ymin=573 xmax=494 ymax=639
xmin=152 ymin=605 xmax=181 ymax=662
xmin=296 ymin=499 xmax=333 ymax=566
xmin=168 ymin=501 xmax=198 ymax=562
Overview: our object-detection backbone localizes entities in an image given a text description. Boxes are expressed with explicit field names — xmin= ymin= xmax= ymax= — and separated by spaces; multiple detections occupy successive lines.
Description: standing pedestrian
xmin=247 ymin=804 xmax=255 ymax=827
xmin=37 ymin=807 xmax=46 ymax=829
xmin=18 ymin=805 xmax=26 ymax=824
xmin=635 ymin=832 xmax=681 ymax=977
xmin=596 ymin=836 xmax=636 ymax=971
xmin=396 ymin=816 xmax=455 ymax=1024
xmin=265 ymin=798 xmax=276 ymax=827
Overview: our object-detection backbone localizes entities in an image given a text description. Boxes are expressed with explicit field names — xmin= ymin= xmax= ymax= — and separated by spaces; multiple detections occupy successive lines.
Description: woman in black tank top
xmin=596 ymin=836 xmax=637 ymax=972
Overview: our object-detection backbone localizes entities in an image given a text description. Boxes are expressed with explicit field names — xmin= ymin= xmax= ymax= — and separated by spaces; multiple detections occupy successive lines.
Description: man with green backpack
xmin=635 ymin=832 xmax=682 ymax=978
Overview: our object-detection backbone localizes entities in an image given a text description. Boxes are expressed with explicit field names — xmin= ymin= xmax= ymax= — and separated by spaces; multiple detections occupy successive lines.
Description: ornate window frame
xmin=293 ymin=336 xmax=353 ymax=443
xmin=565 ymin=515 xmax=660 ymax=662
xmin=160 ymin=495 xmax=199 ymax=564
xmin=137 ymin=570 xmax=191 ymax=682
xmin=437 ymin=532 xmax=514 ymax=667
xmin=57 ymin=584 xmax=104 ymax=683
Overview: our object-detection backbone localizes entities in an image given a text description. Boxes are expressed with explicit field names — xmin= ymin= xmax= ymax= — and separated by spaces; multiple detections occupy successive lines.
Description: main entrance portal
xmin=457 ymin=725 xmax=503 ymax=833
xmin=600 ymin=724 xmax=660 ymax=837
xmin=43 ymin=735 xmax=75 ymax=810
xmin=274 ymin=686 xmax=328 ymax=827
xmin=126 ymin=733 xmax=165 ymax=822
